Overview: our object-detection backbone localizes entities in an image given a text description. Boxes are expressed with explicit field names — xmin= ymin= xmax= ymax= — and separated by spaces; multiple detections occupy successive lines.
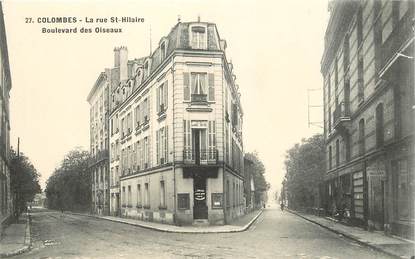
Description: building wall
xmin=322 ymin=0 xmax=414 ymax=238
xmin=0 ymin=2 xmax=12 ymax=232
xmin=88 ymin=73 xmax=110 ymax=215
xmin=102 ymin=21 xmax=244 ymax=226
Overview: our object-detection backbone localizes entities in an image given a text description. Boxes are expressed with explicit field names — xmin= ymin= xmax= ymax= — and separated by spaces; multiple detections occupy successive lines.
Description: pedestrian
xmin=280 ymin=202 xmax=285 ymax=211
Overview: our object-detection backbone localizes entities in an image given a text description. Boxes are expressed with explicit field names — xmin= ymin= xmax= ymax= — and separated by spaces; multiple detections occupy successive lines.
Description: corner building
xmin=108 ymin=20 xmax=244 ymax=225
xmin=321 ymin=1 xmax=414 ymax=239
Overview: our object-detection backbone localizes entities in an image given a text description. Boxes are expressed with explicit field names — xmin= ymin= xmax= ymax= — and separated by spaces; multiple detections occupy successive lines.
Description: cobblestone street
xmin=18 ymin=207 xmax=393 ymax=259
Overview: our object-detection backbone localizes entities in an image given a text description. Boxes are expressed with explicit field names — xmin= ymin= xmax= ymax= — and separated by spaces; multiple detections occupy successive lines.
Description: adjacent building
xmin=88 ymin=19 xmax=245 ymax=225
xmin=321 ymin=0 xmax=414 ymax=239
xmin=0 ymin=2 xmax=12 ymax=232
xmin=87 ymin=71 xmax=111 ymax=215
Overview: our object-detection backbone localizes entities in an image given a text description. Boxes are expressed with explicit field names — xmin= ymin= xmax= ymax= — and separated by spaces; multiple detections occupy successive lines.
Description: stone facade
xmin=87 ymin=20 xmax=245 ymax=226
xmin=87 ymin=72 xmax=111 ymax=216
xmin=0 ymin=2 xmax=13 ymax=233
xmin=321 ymin=0 xmax=414 ymax=239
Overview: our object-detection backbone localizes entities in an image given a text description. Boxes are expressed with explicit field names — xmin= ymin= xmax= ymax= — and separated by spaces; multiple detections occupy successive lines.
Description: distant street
xmin=20 ymin=207 xmax=393 ymax=259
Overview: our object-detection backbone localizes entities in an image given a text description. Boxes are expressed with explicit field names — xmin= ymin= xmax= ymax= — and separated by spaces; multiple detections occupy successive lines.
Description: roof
xmin=86 ymin=72 xmax=106 ymax=102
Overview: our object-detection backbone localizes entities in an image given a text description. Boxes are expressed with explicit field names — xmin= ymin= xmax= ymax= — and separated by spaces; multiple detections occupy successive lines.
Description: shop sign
xmin=194 ymin=189 xmax=206 ymax=201
xmin=367 ymin=160 xmax=386 ymax=177
xmin=191 ymin=120 xmax=207 ymax=128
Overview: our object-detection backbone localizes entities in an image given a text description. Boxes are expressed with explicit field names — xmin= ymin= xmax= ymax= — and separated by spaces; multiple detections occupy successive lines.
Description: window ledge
xmin=186 ymin=106 xmax=213 ymax=113
xmin=143 ymin=205 xmax=151 ymax=209
xmin=136 ymin=205 xmax=142 ymax=209
xmin=158 ymin=205 xmax=167 ymax=210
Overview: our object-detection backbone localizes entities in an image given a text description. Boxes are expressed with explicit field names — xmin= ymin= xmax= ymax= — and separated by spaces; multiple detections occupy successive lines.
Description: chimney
xmin=114 ymin=46 xmax=128 ymax=81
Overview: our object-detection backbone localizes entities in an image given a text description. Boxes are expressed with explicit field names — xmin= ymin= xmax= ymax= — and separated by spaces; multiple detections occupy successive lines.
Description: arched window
xmin=336 ymin=139 xmax=340 ymax=167
xmin=358 ymin=119 xmax=365 ymax=155
xmin=376 ymin=103 xmax=384 ymax=147
xmin=328 ymin=146 xmax=333 ymax=170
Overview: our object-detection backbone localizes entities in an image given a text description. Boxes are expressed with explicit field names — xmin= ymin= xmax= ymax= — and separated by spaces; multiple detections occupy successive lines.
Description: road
xmin=19 ymin=206 xmax=393 ymax=259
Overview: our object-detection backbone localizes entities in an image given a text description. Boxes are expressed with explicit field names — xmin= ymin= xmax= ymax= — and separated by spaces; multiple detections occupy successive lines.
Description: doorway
xmin=192 ymin=129 xmax=207 ymax=164
xmin=193 ymin=173 xmax=208 ymax=220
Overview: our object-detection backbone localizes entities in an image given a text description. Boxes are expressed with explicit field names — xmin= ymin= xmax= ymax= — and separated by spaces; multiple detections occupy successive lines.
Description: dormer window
xmin=160 ymin=42 xmax=166 ymax=61
xmin=190 ymin=26 xmax=207 ymax=49
xmin=144 ymin=60 xmax=150 ymax=77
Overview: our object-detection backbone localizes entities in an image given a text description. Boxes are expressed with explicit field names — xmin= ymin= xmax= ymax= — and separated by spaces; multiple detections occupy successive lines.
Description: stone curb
xmin=0 ymin=213 xmax=32 ymax=258
xmin=68 ymin=209 xmax=263 ymax=234
xmin=286 ymin=209 xmax=409 ymax=259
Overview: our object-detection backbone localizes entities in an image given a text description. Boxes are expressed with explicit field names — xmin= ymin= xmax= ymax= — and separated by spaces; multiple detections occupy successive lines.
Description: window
xmin=177 ymin=193 xmax=190 ymax=210
xmin=336 ymin=139 xmax=340 ymax=167
xmin=127 ymin=112 xmax=132 ymax=134
xmin=358 ymin=119 xmax=365 ymax=155
xmin=144 ymin=60 xmax=150 ymax=77
xmin=127 ymin=185 xmax=131 ymax=207
xmin=157 ymin=81 xmax=168 ymax=114
xmin=191 ymin=73 xmax=207 ymax=101
xmin=144 ymin=183 xmax=150 ymax=208
xmin=160 ymin=181 xmax=166 ymax=208
xmin=376 ymin=104 xmax=384 ymax=147
xmin=156 ymin=126 xmax=169 ymax=165
xmin=137 ymin=184 xmax=142 ymax=207
xmin=328 ymin=146 xmax=332 ymax=170
xmin=135 ymin=105 xmax=141 ymax=129
xmin=190 ymin=26 xmax=206 ymax=49
xmin=160 ymin=42 xmax=166 ymax=61
xmin=334 ymin=57 xmax=338 ymax=93
xmin=208 ymin=121 xmax=216 ymax=160
xmin=122 ymin=186 xmax=126 ymax=207
xmin=328 ymin=107 xmax=332 ymax=132
xmin=211 ymin=193 xmax=223 ymax=209
xmin=121 ymin=117 xmax=125 ymax=138
xmin=357 ymin=7 xmax=363 ymax=46
xmin=142 ymin=98 xmax=149 ymax=124
xmin=358 ymin=58 xmax=364 ymax=103
xmin=343 ymin=34 xmax=350 ymax=72
xmin=144 ymin=137 xmax=149 ymax=168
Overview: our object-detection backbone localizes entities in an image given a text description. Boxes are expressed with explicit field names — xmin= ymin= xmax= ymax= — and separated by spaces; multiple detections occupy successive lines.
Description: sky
xmin=4 ymin=0 xmax=329 ymax=197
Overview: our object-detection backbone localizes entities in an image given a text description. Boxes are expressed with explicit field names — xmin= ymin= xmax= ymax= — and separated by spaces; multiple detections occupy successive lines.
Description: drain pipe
xmin=172 ymin=62 xmax=177 ymax=225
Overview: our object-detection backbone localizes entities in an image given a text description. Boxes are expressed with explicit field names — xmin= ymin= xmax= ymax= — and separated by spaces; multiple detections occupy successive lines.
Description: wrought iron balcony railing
xmin=333 ymin=102 xmax=351 ymax=129
xmin=183 ymin=148 xmax=218 ymax=165
xmin=88 ymin=149 xmax=109 ymax=167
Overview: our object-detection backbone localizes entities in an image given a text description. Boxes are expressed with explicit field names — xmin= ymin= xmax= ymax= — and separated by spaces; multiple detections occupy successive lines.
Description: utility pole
xmin=307 ymin=88 xmax=323 ymax=129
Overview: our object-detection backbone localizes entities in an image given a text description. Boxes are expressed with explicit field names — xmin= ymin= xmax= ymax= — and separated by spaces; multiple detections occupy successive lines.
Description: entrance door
xmin=193 ymin=174 xmax=208 ymax=219
xmin=116 ymin=193 xmax=120 ymax=216
xmin=369 ymin=176 xmax=384 ymax=230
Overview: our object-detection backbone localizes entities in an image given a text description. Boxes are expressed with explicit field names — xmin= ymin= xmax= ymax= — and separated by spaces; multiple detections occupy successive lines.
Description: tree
xmin=45 ymin=148 xmax=91 ymax=212
xmin=10 ymin=149 xmax=42 ymax=217
xmin=282 ymin=134 xmax=325 ymax=210
xmin=245 ymin=152 xmax=270 ymax=205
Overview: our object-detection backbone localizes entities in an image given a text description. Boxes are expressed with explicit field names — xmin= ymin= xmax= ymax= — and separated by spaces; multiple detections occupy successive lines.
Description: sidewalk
xmin=70 ymin=209 xmax=263 ymax=234
xmin=0 ymin=213 xmax=31 ymax=258
xmin=288 ymin=209 xmax=414 ymax=259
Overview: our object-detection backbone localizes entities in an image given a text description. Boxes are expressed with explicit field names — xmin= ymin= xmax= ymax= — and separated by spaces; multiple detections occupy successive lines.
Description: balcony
xmin=88 ymin=149 xmax=109 ymax=167
xmin=191 ymin=94 xmax=207 ymax=103
xmin=332 ymin=102 xmax=351 ymax=133
xmin=183 ymin=148 xmax=218 ymax=165
xmin=381 ymin=11 xmax=413 ymax=71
